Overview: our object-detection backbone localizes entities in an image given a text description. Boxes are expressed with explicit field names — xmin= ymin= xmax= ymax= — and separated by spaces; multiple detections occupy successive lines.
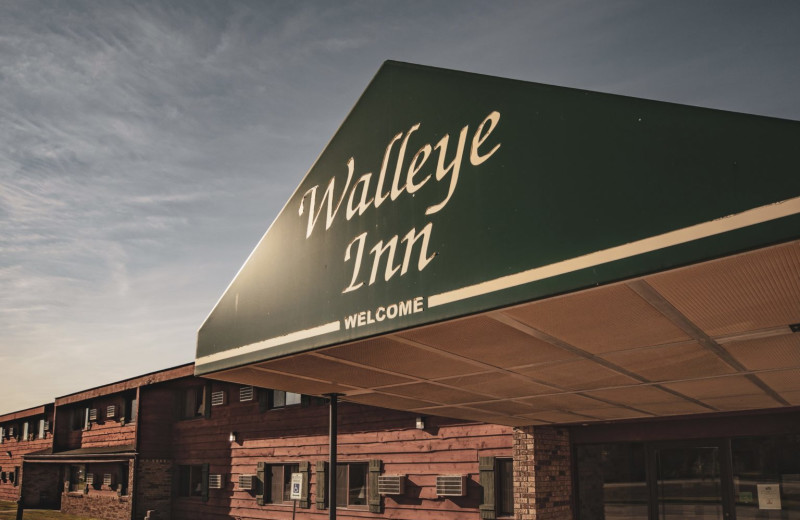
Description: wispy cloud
xmin=2 ymin=0 xmax=799 ymax=414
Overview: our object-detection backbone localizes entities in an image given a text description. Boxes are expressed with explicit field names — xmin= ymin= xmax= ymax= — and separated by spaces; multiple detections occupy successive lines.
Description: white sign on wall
xmin=757 ymin=484 xmax=781 ymax=510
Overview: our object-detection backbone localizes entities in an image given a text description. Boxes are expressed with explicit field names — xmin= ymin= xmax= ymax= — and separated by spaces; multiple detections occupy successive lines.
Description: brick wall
xmin=21 ymin=463 xmax=62 ymax=508
xmin=61 ymin=491 xmax=132 ymax=520
xmin=136 ymin=459 xmax=173 ymax=520
xmin=513 ymin=426 xmax=572 ymax=520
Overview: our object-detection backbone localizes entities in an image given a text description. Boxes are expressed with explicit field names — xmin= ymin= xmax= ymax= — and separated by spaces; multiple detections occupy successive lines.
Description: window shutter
xmin=201 ymin=463 xmax=210 ymax=502
xmin=203 ymin=384 xmax=212 ymax=419
xmin=315 ymin=461 xmax=327 ymax=510
xmin=257 ymin=389 xmax=269 ymax=412
xmin=256 ymin=462 xmax=265 ymax=506
xmin=368 ymin=459 xmax=382 ymax=513
xmin=171 ymin=465 xmax=180 ymax=498
xmin=298 ymin=461 xmax=311 ymax=509
xmin=173 ymin=391 xmax=184 ymax=420
xmin=14 ymin=467 xmax=20 ymax=487
xmin=479 ymin=456 xmax=497 ymax=520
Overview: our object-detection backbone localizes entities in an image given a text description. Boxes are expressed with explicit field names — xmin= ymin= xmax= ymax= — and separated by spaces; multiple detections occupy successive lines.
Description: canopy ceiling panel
xmin=209 ymin=240 xmax=800 ymax=426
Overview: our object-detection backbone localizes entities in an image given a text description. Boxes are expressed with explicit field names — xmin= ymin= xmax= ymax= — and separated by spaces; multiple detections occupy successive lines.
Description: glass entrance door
xmin=654 ymin=444 xmax=729 ymax=520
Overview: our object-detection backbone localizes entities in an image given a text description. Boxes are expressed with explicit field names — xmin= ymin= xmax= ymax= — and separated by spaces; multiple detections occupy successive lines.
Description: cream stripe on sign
xmin=196 ymin=321 xmax=340 ymax=366
xmin=429 ymin=196 xmax=800 ymax=308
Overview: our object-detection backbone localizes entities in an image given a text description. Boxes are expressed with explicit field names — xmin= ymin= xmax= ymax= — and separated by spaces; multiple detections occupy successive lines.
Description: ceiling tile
xmin=435 ymin=372 xmax=556 ymax=398
xmin=662 ymin=375 xmax=765 ymax=400
xmin=573 ymin=407 xmax=652 ymax=420
xmin=519 ymin=393 xmax=606 ymax=411
xmin=504 ymin=284 xmax=690 ymax=354
xmin=517 ymin=359 xmax=640 ymax=390
xmin=344 ymin=393 xmax=439 ymax=410
xmin=585 ymin=385 xmax=688 ymax=406
xmin=600 ymin=342 xmax=736 ymax=381
xmin=262 ymin=354 xmax=413 ymax=388
xmin=322 ymin=337 xmax=482 ymax=379
xmin=397 ymin=315 xmax=575 ymax=367
xmin=382 ymin=382 xmax=488 ymax=405
xmin=723 ymin=335 xmax=800 ymax=371
xmin=756 ymin=369 xmax=800 ymax=393
xmin=646 ymin=241 xmax=800 ymax=336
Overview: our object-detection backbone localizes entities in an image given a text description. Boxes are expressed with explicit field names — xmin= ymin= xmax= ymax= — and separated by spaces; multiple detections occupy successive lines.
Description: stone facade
xmin=513 ymin=426 xmax=572 ymax=520
xmin=135 ymin=459 xmax=173 ymax=520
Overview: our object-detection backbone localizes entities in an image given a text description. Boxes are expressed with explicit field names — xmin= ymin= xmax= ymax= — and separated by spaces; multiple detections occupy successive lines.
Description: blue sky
xmin=1 ymin=0 xmax=799 ymax=414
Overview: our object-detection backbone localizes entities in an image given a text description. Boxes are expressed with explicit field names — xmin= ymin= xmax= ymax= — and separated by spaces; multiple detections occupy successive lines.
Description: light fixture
xmin=415 ymin=416 xmax=425 ymax=430
xmin=229 ymin=431 xmax=238 ymax=443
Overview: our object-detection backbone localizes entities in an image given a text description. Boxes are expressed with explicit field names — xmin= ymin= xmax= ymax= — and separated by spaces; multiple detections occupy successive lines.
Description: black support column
xmin=327 ymin=393 xmax=339 ymax=520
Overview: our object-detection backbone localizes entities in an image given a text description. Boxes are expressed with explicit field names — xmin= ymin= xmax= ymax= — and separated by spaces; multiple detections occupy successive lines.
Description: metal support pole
xmin=327 ymin=393 xmax=339 ymax=520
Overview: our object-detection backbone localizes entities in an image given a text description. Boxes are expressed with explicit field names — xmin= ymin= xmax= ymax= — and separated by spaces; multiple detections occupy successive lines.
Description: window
xmin=496 ymin=458 xmax=513 ymax=517
xmin=0 ymin=426 xmax=4 ymax=443
xmin=179 ymin=386 xmax=207 ymax=419
xmin=272 ymin=390 xmax=301 ymax=408
xmin=124 ymin=394 xmax=137 ymax=423
xmin=71 ymin=407 xmax=88 ymax=431
xmin=177 ymin=465 xmax=205 ymax=497
xmin=268 ymin=463 xmax=299 ymax=504
xmin=336 ymin=462 xmax=368 ymax=508
xmin=68 ymin=464 xmax=86 ymax=491
xmin=22 ymin=422 xmax=29 ymax=441
xmin=480 ymin=456 xmax=514 ymax=519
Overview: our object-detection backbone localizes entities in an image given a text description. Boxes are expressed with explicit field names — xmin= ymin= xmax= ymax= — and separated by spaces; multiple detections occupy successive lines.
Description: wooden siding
xmin=55 ymin=393 xmax=137 ymax=452
xmin=170 ymin=379 xmax=513 ymax=520
xmin=0 ymin=408 xmax=55 ymax=503
xmin=56 ymin=364 xmax=194 ymax=406
xmin=138 ymin=383 xmax=181 ymax=459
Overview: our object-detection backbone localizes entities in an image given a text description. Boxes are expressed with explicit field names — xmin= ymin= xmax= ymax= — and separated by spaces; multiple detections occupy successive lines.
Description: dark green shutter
xmin=368 ymin=459 xmax=382 ymax=513
xmin=256 ymin=462 xmax=265 ymax=506
xmin=298 ymin=461 xmax=311 ymax=508
xmin=13 ymin=466 xmax=20 ymax=487
xmin=258 ymin=389 xmax=269 ymax=412
xmin=171 ymin=464 xmax=180 ymax=498
xmin=315 ymin=461 xmax=327 ymax=509
xmin=203 ymin=384 xmax=212 ymax=419
xmin=201 ymin=463 xmax=209 ymax=502
xmin=174 ymin=391 xmax=184 ymax=420
xmin=479 ymin=456 xmax=496 ymax=520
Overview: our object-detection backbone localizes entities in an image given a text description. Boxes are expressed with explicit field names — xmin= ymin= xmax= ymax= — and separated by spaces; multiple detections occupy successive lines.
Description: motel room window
xmin=272 ymin=390 xmax=301 ymax=408
xmin=123 ymin=393 xmax=138 ymax=423
xmin=266 ymin=463 xmax=299 ymax=504
xmin=177 ymin=464 xmax=208 ymax=499
xmin=71 ymin=407 xmax=89 ymax=431
xmin=336 ymin=462 xmax=368 ymax=509
xmin=68 ymin=464 xmax=86 ymax=491
xmin=178 ymin=385 xmax=208 ymax=420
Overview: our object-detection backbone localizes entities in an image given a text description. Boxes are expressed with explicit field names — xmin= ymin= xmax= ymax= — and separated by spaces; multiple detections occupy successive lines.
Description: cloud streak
xmin=2 ymin=0 xmax=799 ymax=414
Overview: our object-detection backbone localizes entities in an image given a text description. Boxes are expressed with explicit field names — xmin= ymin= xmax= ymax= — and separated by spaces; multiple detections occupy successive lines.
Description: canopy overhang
xmin=196 ymin=62 xmax=800 ymax=426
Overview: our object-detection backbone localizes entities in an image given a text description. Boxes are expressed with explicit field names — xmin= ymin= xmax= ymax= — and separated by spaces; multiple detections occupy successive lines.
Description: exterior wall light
xmin=229 ymin=431 xmax=238 ymax=443
xmin=415 ymin=416 xmax=425 ymax=430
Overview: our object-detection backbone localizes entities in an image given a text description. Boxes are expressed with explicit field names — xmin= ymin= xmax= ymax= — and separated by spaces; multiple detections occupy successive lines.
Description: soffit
xmin=210 ymin=240 xmax=800 ymax=427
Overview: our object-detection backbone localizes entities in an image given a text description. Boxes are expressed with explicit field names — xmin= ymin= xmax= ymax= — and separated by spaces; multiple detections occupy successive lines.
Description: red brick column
xmin=513 ymin=426 xmax=573 ymax=519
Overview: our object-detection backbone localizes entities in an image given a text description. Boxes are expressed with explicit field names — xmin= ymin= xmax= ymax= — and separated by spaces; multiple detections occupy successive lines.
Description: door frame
xmin=645 ymin=438 xmax=736 ymax=520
